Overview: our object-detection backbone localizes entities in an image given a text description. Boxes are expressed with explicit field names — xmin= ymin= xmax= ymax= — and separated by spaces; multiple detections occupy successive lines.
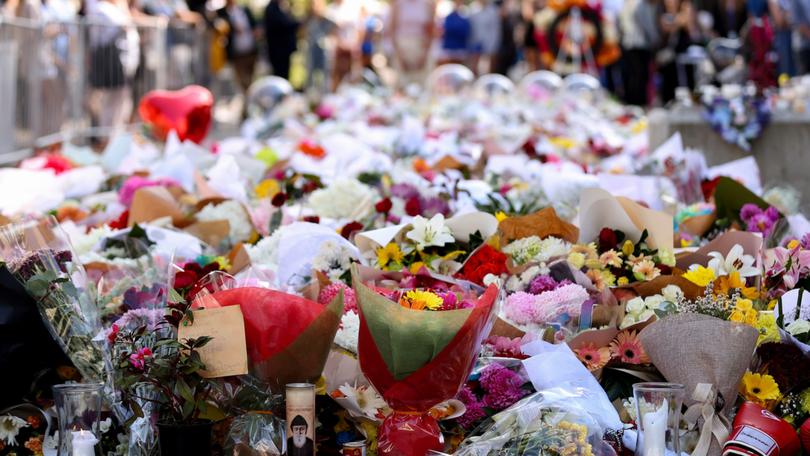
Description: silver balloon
xmin=473 ymin=73 xmax=515 ymax=101
xmin=519 ymin=70 xmax=563 ymax=99
xmin=563 ymin=73 xmax=602 ymax=93
xmin=428 ymin=64 xmax=475 ymax=97
xmin=246 ymin=76 xmax=293 ymax=119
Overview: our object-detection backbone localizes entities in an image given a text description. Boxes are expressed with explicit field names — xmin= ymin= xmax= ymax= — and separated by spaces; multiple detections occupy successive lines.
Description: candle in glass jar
xmin=641 ymin=399 xmax=668 ymax=456
xmin=71 ymin=430 xmax=98 ymax=456
xmin=286 ymin=383 xmax=316 ymax=456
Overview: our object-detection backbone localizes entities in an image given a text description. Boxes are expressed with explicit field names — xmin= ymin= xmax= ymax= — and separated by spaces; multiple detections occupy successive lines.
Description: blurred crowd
xmin=2 ymin=0 xmax=810 ymax=130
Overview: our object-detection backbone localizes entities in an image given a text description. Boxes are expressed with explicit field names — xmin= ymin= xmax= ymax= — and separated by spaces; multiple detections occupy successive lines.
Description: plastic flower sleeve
xmin=0 ymin=216 xmax=105 ymax=382
xmin=353 ymin=267 xmax=498 ymax=456
xmin=205 ymin=287 xmax=344 ymax=392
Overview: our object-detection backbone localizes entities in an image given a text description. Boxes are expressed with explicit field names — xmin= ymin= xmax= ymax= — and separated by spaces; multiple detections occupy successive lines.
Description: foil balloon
xmin=138 ymin=85 xmax=213 ymax=144
xmin=246 ymin=76 xmax=293 ymax=119
xmin=520 ymin=70 xmax=563 ymax=100
xmin=428 ymin=64 xmax=474 ymax=97
xmin=563 ymin=73 xmax=602 ymax=93
xmin=473 ymin=73 xmax=515 ymax=102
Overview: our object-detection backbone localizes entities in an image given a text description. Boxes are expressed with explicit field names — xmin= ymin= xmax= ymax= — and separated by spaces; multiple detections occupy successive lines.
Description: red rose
xmin=271 ymin=192 xmax=288 ymax=207
xmin=375 ymin=198 xmax=393 ymax=214
xmin=404 ymin=196 xmax=421 ymax=216
xmin=701 ymin=176 xmax=721 ymax=202
xmin=458 ymin=245 xmax=508 ymax=285
xmin=598 ymin=228 xmax=618 ymax=253
xmin=107 ymin=324 xmax=120 ymax=344
xmin=302 ymin=180 xmax=320 ymax=193
xmin=109 ymin=210 xmax=129 ymax=230
xmin=173 ymin=270 xmax=198 ymax=289
xmin=340 ymin=221 xmax=364 ymax=239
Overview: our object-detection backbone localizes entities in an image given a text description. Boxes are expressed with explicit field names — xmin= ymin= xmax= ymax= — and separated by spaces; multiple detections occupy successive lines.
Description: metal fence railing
xmin=0 ymin=15 xmax=208 ymax=158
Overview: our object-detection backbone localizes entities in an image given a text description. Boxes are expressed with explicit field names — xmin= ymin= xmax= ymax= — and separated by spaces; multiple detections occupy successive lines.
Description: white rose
xmin=644 ymin=295 xmax=664 ymax=311
xmin=626 ymin=297 xmax=646 ymax=314
xmin=620 ymin=315 xmax=637 ymax=329
xmin=661 ymin=285 xmax=684 ymax=303
xmin=637 ymin=309 xmax=656 ymax=323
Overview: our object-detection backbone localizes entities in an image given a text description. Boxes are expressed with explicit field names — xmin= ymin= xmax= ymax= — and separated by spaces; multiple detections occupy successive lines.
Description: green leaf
xmin=176 ymin=378 xmax=194 ymax=403
xmin=268 ymin=210 xmax=283 ymax=236
xmin=169 ymin=288 xmax=185 ymax=305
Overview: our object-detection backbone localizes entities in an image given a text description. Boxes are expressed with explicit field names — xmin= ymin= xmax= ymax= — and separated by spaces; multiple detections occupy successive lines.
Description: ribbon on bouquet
xmin=683 ymin=383 xmax=731 ymax=456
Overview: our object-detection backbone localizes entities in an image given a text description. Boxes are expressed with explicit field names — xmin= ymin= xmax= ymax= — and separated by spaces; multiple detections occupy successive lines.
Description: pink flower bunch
xmin=740 ymin=203 xmax=780 ymax=238
xmin=318 ymin=282 xmax=357 ymax=313
xmin=118 ymin=175 xmax=179 ymax=206
xmin=482 ymin=335 xmax=536 ymax=359
xmin=129 ymin=347 xmax=153 ymax=370
xmin=478 ymin=363 xmax=526 ymax=409
xmin=504 ymin=284 xmax=590 ymax=325
xmin=765 ymin=242 xmax=810 ymax=298
xmin=527 ymin=275 xmax=571 ymax=295
xmin=438 ymin=291 xmax=474 ymax=311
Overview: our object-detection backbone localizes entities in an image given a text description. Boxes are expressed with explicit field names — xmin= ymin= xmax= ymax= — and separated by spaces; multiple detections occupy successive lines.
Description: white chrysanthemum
xmin=311 ymin=240 xmax=354 ymax=281
xmin=335 ymin=311 xmax=360 ymax=353
xmin=308 ymin=179 xmax=377 ymax=220
xmin=196 ymin=200 xmax=253 ymax=244
xmin=0 ymin=414 xmax=29 ymax=446
xmin=502 ymin=236 xmax=570 ymax=265
xmin=71 ymin=225 xmax=114 ymax=261
xmin=245 ymin=227 xmax=285 ymax=268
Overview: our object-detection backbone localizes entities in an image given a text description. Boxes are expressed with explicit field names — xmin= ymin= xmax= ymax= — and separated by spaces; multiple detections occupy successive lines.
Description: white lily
xmin=405 ymin=214 xmax=455 ymax=250
xmin=0 ymin=415 xmax=29 ymax=446
xmin=708 ymin=244 xmax=759 ymax=278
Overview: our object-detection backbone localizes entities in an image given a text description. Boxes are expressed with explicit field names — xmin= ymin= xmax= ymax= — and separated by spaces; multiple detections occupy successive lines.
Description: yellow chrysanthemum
xmin=683 ymin=266 xmax=716 ymax=287
xmin=740 ymin=372 xmax=781 ymax=406
xmin=621 ymin=240 xmax=635 ymax=257
xmin=495 ymin=211 xmax=509 ymax=222
xmin=617 ymin=276 xmax=630 ymax=286
xmin=213 ymin=256 xmax=231 ymax=271
xmin=399 ymin=290 xmax=444 ymax=311
xmin=409 ymin=262 xmax=426 ymax=274
xmin=376 ymin=243 xmax=404 ymax=269
xmin=767 ymin=299 xmax=777 ymax=310
xmin=568 ymin=252 xmax=586 ymax=269
xmin=254 ymin=179 xmax=280 ymax=199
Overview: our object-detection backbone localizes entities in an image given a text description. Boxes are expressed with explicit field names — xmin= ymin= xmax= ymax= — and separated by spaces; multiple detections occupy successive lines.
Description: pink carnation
xmin=479 ymin=364 xmax=525 ymax=410
xmin=503 ymin=292 xmax=539 ymax=325
xmin=456 ymin=386 xmax=486 ymax=429
xmin=504 ymin=284 xmax=590 ymax=326
xmin=318 ymin=282 xmax=357 ymax=314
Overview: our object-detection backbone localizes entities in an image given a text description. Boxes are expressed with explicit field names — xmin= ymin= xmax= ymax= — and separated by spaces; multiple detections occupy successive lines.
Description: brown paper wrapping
xmin=639 ymin=314 xmax=758 ymax=456
xmin=433 ymin=155 xmax=465 ymax=172
xmin=679 ymin=213 xmax=717 ymax=238
xmin=184 ymin=220 xmax=231 ymax=247
xmin=487 ymin=317 xmax=525 ymax=339
xmin=227 ymin=243 xmax=252 ymax=275
xmin=127 ymin=186 xmax=187 ymax=227
xmin=498 ymin=207 xmax=579 ymax=245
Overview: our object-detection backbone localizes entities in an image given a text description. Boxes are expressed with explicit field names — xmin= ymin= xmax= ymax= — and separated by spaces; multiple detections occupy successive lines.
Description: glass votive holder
xmin=633 ymin=382 xmax=685 ymax=456
xmin=53 ymin=383 xmax=103 ymax=456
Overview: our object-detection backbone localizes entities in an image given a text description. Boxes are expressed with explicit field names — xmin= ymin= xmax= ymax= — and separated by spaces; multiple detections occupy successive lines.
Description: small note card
xmin=178 ymin=306 xmax=248 ymax=378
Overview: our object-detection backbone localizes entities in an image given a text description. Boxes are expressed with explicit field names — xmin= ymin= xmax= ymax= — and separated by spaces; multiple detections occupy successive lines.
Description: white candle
xmin=640 ymin=399 xmax=668 ymax=456
xmin=71 ymin=430 xmax=99 ymax=456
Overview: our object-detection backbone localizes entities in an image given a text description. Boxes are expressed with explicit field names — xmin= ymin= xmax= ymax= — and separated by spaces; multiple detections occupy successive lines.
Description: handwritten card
xmin=178 ymin=306 xmax=248 ymax=378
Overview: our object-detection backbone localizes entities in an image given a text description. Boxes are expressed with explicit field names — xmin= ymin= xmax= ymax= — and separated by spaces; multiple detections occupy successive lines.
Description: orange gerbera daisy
xmin=609 ymin=330 xmax=650 ymax=364
xmin=574 ymin=343 xmax=611 ymax=371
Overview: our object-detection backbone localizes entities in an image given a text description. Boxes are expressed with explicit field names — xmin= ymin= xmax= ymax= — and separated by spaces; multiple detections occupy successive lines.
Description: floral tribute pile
xmin=1 ymin=77 xmax=810 ymax=456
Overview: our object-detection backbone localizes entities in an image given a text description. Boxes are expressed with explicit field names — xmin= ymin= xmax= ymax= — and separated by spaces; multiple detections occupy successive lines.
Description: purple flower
xmin=527 ymin=275 xmax=558 ymax=295
xmin=456 ymin=386 xmax=486 ymax=429
xmin=740 ymin=204 xmax=780 ymax=238
xmin=802 ymin=233 xmax=810 ymax=250
xmin=122 ymin=284 xmax=166 ymax=311
xmin=740 ymin=204 xmax=761 ymax=223
xmin=479 ymin=364 xmax=525 ymax=410
xmin=390 ymin=183 xmax=420 ymax=200
xmin=419 ymin=197 xmax=450 ymax=218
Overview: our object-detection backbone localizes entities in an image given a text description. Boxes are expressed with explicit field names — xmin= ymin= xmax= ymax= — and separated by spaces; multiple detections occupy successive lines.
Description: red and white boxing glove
xmin=723 ymin=402 xmax=801 ymax=456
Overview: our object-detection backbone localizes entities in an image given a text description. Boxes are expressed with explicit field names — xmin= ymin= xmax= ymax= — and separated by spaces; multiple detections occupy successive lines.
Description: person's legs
xmin=623 ymin=49 xmax=650 ymax=106
xmin=232 ymin=54 xmax=257 ymax=93
xmin=268 ymin=52 xmax=292 ymax=80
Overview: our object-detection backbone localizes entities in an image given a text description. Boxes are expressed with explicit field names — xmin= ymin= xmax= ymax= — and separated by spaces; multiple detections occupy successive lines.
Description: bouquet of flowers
xmin=702 ymin=91 xmax=771 ymax=152
xmin=0 ymin=217 xmax=105 ymax=382
xmin=352 ymin=265 xmax=498 ymax=455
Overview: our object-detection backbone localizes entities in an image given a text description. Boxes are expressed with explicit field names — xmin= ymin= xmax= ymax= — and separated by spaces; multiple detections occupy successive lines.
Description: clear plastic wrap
xmin=224 ymin=412 xmax=286 ymax=456
xmin=455 ymin=388 xmax=617 ymax=456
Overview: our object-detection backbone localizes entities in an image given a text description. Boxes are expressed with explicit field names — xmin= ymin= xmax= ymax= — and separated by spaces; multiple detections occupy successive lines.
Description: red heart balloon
xmin=138 ymin=85 xmax=213 ymax=144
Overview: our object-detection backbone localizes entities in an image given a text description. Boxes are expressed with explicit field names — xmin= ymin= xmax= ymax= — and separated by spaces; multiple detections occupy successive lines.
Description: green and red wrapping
xmin=353 ymin=275 xmax=498 ymax=456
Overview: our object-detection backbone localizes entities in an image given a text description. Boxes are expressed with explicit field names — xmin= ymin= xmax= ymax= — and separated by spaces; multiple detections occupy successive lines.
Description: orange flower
xmin=298 ymin=140 xmax=326 ymax=158
xmin=574 ymin=343 xmax=611 ymax=371
xmin=24 ymin=436 xmax=43 ymax=454
xmin=413 ymin=158 xmax=431 ymax=173
xmin=56 ymin=205 xmax=88 ymax=222
xmin=26 ymin=415 xmax=41 ymax=429
xmin=609 ymin=330 xmax=650 ymax=364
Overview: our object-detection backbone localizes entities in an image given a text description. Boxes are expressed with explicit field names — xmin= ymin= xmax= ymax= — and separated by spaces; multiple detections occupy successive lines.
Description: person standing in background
xmin=469 ymin=0 xmax=501 ymax=74
xmin=438 ymin=0 xmax=471 ymax=65
xmin=711 ymin=0 xmax=748 ymax=36
xmin=619 ymin=0 xmax=661 ymax=106
xmin=769 ymin=0 xmax=795 ymax=76
xmin=522 ymin=0 xmax=542 ymax=71
xmin=388 ymin=0 xmax=436 ymax=87
xmin=304 ymin=0 xmax=334 ymax=92
xmin=494 ymin=0 xmax=519 ymax=75
xmin=788 ymin=0 xmax=810 ymax=73
xmin=216 ymin=0 xmax=259 ymax=97
xmin=327 ymin=0 xmax=360 ymax=91
xmin=264 ymin=0 xmax=299 ymax=80
xmin=658 ymin=0 xmax=700 ymax=103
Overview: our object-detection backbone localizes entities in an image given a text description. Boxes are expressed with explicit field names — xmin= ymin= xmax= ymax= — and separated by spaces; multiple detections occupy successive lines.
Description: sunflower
xmin=376 ymin=243 xmax=404 ymax=269
xmin=574 ymin=343 xmax=611 ymax=371
xmin=399 ymin=290 xmax=444 ymax=311
xmin=740 ymin=372 xmax=781 ymax=406
xmin=609 ymin=330 xmax=650 ymax=364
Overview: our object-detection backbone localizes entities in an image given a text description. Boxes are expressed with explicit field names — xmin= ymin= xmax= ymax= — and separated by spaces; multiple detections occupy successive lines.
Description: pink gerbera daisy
xmin=609 ymin=331 xmax=650 ymax=364
xmin=574 ymin=343 xmax=611 ymax=371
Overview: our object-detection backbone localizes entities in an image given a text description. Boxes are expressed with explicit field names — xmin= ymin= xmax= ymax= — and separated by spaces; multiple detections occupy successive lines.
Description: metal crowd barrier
xmin=0 ymin=15 xmax=208 ymax=158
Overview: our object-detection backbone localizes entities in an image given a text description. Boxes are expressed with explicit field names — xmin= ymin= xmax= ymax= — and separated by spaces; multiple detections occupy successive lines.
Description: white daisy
xmin=338 ymin=383 xmax=389 ymax=419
